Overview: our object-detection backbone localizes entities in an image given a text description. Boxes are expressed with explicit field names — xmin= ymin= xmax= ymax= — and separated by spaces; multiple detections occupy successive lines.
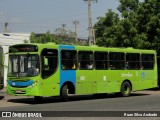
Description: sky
xmin=0 ymin=0 xmax=120 ymax=38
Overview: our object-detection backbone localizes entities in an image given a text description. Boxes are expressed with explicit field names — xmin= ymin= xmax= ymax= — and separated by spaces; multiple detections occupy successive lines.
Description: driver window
xmin=41 ymin=49 xmax=58 ymax=79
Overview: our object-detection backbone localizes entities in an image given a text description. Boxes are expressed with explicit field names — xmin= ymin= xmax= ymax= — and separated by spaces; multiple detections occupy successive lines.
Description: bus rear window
xmin=141 ymin=54 xmax=155 ymax=70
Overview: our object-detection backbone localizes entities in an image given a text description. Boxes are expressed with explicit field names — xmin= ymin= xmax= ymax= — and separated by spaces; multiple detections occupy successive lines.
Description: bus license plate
xmin=16 ymin=90 xmax=22 ymax=93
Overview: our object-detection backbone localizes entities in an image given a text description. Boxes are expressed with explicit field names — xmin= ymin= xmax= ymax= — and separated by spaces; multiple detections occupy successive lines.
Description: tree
xmin=95 ymin=9 xmax=120 ymax=47
xmin=30 ymin=32 xmax=37 ymax=43
xmin=28 ymin=31 xmax=87 ymax=45
xmin=29 ymin=31 xmax=56 ymax=43
xmin=94 ymin=0 xmax=160 ymax=52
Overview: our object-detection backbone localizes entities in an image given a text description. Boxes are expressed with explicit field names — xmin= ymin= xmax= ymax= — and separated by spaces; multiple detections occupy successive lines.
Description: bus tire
xmin=34 ymin=96 xmax=43 ymax=103
xmin=61 ymin=84 xmax=69 ymax=101
xmin=121 ymin=81 xmax=131 ymax=97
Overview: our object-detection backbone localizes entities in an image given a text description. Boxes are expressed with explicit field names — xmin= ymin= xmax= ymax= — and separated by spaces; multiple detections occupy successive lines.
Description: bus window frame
xmin=141 ymin=53 xmax=155 ymax=70
xmin=109 ymin=52 xmax=125 ymax=70
xmin=126 ymin=53 xmax=141 ymax=70
xmin=61 ymin=50 xmax=78 ymax=70
xmin=78 ymin=51 xmax=94 ymax=70
xmin=41 ymin=49 xmax=58 ymax=79
xmin=94 ymin=51 xmax=108 ymax=70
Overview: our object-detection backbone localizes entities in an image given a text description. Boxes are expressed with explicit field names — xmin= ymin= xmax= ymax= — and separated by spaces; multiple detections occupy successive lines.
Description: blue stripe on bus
xmin=59 ymin=45 xmax=76 ymax=89
xmin=8 ymin=80 xmax=34 ymax=87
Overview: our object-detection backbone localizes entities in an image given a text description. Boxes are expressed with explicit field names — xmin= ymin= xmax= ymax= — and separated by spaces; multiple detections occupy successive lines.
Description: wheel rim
xmin=67 ymin=88 xmax=69 ymax=95
xmin=124 ymin=85 xmax=129 ymax=95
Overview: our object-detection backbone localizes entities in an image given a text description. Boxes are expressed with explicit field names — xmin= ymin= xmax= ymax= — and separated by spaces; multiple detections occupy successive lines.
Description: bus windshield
xmin=8 ymin=54 xmax=39 ymax=77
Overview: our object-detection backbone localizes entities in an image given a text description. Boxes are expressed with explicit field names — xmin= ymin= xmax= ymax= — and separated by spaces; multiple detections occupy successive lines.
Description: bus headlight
xmin=27 ymin=80 xmax=38 ymax=88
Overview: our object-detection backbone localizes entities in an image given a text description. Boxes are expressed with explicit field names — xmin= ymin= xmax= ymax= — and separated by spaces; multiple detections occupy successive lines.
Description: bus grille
xmin=12 ymin=90 xmax=26 ymax=94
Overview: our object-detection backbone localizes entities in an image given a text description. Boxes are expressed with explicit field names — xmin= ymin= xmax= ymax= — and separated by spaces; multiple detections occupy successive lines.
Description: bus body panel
xmin=38 ymin=45 xmax=60 ymax=96
xmin=40 ymin=71 xmax=60 ymax=96
xmin=59 ymin=45 xmax=76 ymax=89
xmin=140 ymin=70 xmax=157 ymax=90
xmin=76 ymin=70 xmax=96 ymax=94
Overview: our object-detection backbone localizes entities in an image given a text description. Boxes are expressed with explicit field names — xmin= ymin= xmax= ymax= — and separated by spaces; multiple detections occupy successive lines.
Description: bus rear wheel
xmin=61 ymin=84 xmax=69 ymax=101
xmin=121 ymin=81 xmax=131 ymax=97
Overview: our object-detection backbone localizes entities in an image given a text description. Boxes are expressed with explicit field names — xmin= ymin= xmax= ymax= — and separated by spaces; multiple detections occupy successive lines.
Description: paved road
xmin=0 ymin=89 xmax=160 ymax=110
xmin=0 ymin=89 xmax=160 ymax=120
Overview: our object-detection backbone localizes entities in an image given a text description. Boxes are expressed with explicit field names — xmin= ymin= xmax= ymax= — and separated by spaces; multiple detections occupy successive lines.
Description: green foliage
xmin=30 ymin=31 xmax=56 ymax=43
xmin=94 ymin=0 xmax=160 ymax=52
xmin=29 ymin=31 xmax=87 ymax=46
xmin=24 ymin=40 xmax=29 ymax=43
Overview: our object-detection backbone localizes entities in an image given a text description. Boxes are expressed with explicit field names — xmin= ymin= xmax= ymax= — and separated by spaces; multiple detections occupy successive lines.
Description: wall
xmin=0 ymin=33 xmax=30 ymax=86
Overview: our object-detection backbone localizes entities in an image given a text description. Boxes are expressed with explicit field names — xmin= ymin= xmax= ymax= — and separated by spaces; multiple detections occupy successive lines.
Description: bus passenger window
xmin=86 ymin=62 xmax=93 ymax=69
xmin=109 ymin=52 xmax=125 ymax=70
xmin=95 ymin=52 xmax=108 ymax=70
xmin=61 ymin=50 xmax=77 ymax=70
xmin=141 ymin=54 xmax=154 ymax=70
xmin=78 ymin=51 xmax=93 ymax=70
xmin=126 ymin=53 xmax=140 ymax=70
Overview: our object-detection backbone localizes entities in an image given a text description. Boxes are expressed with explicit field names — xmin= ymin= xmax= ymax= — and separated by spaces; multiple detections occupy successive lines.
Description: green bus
xmin=7 ymin=43 xmax=158 ymax=101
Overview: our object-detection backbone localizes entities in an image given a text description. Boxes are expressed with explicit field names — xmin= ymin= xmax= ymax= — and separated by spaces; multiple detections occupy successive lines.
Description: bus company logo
xmin=121 ymin=72 xmax=133 ymax=77
xmin=2 ymin=112 xmax=11 ymax=117
xmin=80 ymin=76 xmax=85 ymax=80
xmin=141 ymin=72 xmax=145 ymax=78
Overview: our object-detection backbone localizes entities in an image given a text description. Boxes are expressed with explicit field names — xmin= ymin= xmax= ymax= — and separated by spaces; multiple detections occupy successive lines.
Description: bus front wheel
xmin=121 ymin=81 xmax=131 ymax=97
xmin=61 ymin=84 xmax=69 ymax=101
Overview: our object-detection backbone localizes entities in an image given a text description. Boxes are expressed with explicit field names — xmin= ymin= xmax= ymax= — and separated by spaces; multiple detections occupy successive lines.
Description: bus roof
xmin=9 ymin=43 xmax=156 ymax=54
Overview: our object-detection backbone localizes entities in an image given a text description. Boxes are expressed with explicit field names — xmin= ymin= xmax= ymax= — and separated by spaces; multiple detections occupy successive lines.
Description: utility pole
xmin=84 ymin=0 xmax=98 ymax=46
xmin=4 ymin=22 xmax=10 ymax=33
xmin=92 ymin=28 xmax=97 ymax=44
xmin=61 ymin=24 xmax=66 ymax=35
xmin=73 ymin=20 xmax=79 ymax=42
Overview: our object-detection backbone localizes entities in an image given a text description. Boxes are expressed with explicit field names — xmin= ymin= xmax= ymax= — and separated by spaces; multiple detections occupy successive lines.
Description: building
xmin=0 ymin=33 xmax=30 ymax=86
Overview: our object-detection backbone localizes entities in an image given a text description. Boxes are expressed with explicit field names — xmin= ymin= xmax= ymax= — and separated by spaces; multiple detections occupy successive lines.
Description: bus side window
xmin=41 ymin=49 xmax=58 ymax=79
xmin=141 ymin=54 xmax=154 ymax=70
xmin=86 ymin=62 xmax=93 ymax=69
xmin=126 ymin=53 xmax=140 ymax=70
xmin=61 ymin=50 xmax=77 ymax=70
xmin=78 ymin=51 xmax=93 ymax=70
xmin=109 ymin=52 xmax=125 ymax=70
xmin=95 ymin=51 xmax=108 ymax=70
